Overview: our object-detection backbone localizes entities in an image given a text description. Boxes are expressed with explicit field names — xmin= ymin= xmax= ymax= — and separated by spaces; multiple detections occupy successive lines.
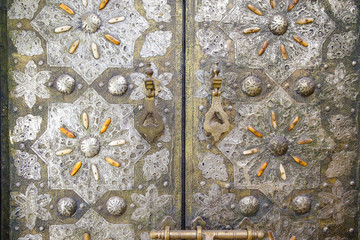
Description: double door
xmin=2 ymin=0 xmax=359 ymax=239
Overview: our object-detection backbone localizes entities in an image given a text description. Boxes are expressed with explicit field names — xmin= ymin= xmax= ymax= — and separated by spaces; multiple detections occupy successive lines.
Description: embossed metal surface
xmin=3 ymin=0 xmax=360 ymax=239
xmin=6 ymin=0 xmax=182 ymax=239
xmin=186 ymin=0 xmax=359 ymax=239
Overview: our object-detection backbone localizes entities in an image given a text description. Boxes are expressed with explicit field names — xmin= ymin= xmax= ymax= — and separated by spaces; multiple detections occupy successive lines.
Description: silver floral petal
xmin=10 ymin=183 xmax=52 ymax=230
xmin=131 ymin=184 xmax=173 ymax=221
xmin=11 ymin=61 xmax=51 ymax=109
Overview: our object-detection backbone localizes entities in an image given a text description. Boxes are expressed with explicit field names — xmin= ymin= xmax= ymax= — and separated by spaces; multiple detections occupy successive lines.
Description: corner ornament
xmin=204 ymin=62 xmax=230 ymax=142
xmin=135 ymin=64 xmax=165 ymax=143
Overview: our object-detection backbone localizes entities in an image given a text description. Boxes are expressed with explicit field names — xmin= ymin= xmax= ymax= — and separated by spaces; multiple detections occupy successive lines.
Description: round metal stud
xmin=108 ymin=75 xmax=128 ymax=96
xmin=57 ymin=197 xmax=77 ymax=217
xmin=242 ymin=76 xmax=262 ymax=97
xmin=81 ymin=13 xmax=101 ymax=33
xmin=296 ymin=77 xmax=315 ymax=97
xmin=106 ymin=196 xmax=126 ymax=216
xmin=80 ymin=137 xmax=100 ymax=157
xmin=268 ymin=136 xmax=289 ymax=156
xmin=56 ymin=74 xmax=75 ymax=94
xmin=268 ymin=15 xmax=289 ymax=35
xmin=239 ymin=196 xmax=260 ymax=216
xmin=291 ymin=195 xmax=311 ymax=215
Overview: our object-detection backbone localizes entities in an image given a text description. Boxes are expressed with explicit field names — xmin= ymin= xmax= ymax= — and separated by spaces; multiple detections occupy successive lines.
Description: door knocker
xmin=135 ymin=63 xmax=165 ymax=143
xmin=203 ymin=62 xmax=230 ymax=142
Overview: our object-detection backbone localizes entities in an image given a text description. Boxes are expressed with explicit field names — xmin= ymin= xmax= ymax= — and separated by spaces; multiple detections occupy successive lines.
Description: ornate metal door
xmin=2 ymin=0 xmax=183 ymax=239
xmin=185 ymin=0 xmax=359 ymax=239
xmin=1 ymin=0 xmax=359 ymax=239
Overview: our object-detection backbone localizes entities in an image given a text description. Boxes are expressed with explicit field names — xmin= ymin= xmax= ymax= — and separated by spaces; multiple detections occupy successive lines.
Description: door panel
xmin=186 ymin=0 xmax=359 ymax=239
xmin=3 ymin=0 xmax=360 ymax=239
xmin=4 ymin=0 xmax=183 ymax=239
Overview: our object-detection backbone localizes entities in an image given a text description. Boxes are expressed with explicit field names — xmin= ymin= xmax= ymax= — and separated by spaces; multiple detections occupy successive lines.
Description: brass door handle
xmin=135 ymin=63 xmax=165 ymax=143
xmin=150 ymin=226 xmax=265 ymax=240
xmin=203 ymin=62 xmax=230 ymax=142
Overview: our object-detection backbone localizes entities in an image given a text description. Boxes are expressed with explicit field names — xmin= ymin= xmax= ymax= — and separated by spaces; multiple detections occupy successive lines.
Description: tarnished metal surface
xmin=3 ymin=0 xmax=360 ymax=239
xmin=186 ymin=0 xmax=359 ymax=239
xmin=6 ymin=0 xmax=182 ymax=239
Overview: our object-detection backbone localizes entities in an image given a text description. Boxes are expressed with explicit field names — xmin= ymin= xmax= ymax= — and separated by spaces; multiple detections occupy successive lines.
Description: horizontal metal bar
xmin=150 ymin=229 xmax=265 ymax=240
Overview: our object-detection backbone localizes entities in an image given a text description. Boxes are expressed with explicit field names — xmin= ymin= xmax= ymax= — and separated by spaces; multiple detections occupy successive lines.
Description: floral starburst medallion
xmin=31 ymin=0 xmax=149 ymax=84
xmin=32 ymin=89 xmax=150 ymax=204
xmin=220 ymin=0 xmax=335 ymax=83
xmin=218 ymin=88 xmax=334 ymax=199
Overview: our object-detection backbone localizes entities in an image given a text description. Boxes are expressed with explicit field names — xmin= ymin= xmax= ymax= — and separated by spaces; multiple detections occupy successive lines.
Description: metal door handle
xmin=134 ymin=63 xmax=165 ymax=143
xmin=203 ymin=62 xmax=230 ymax=142
xmin=150 ymin=226 xmax=265 ymax=240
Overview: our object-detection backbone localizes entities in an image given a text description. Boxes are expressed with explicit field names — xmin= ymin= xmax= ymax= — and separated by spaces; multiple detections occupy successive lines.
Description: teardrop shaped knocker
xmin=135 ymin=64 xmax=164 ymax=143
xmin=203 ymin=63 xmax=230 ymax=142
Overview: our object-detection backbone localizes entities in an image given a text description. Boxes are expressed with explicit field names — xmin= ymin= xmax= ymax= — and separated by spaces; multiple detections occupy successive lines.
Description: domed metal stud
xmin=108 ymin=75 xmax=128 ymax=96
xmin=242 ymin=76 xmax=262 ymax=97
xmin=80 ymin=137 xmax=100 ymax=157
xmin=82 ymin=13 xmax=101 ymax=33
xmin=291 ymin=195 xmax=311 ymax=215
xmin=268 ymin=15 xmax=289 ymax=35
xmin=296 ymin=77 xmax=315 ymax=97
xmin=57 ymin=197 xmax=76 ymax=217
xmin=268 ymin=136 xmax=289 ymax=156
xmin=56 ymin=74 xmax=75 ymax=94
xmin=106 ymin=196 xmax=126 ymax=216
xmin=239 ymin=196 xmax=260 ymax=216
